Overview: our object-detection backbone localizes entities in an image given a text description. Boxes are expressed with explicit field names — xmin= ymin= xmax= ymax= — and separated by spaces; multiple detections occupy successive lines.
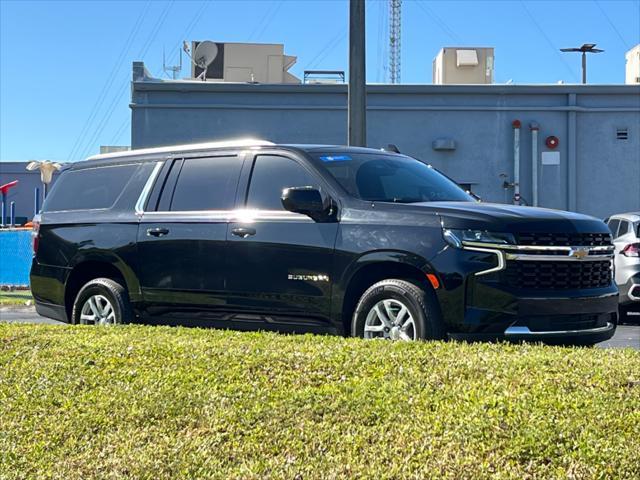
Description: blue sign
xmin=319 ymin=155 xmax=352 ymax=162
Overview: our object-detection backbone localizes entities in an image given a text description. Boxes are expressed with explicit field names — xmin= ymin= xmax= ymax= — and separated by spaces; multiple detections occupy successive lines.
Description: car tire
xmin=71 ymin=278 xmax=132 ymax=326
xmin=619 ymin=306 xmax=629 ymax=325
xmin=351 ymin=278 xmax=446 ymax=341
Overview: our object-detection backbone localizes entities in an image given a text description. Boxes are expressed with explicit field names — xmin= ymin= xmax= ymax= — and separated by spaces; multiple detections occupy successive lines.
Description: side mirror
xmin=281 ymin=186 xmax=331 ymax=221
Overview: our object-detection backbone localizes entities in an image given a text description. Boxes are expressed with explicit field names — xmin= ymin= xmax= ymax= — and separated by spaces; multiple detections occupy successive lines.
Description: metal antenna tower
xmin=163 ymin=47 xmax=183 ymax=79
xmin=388 ymin=0 xmax=402 ymax=83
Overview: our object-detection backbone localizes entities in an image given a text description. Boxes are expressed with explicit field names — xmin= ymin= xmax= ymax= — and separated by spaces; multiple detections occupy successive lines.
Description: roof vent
xmin=616 ymin=128 xmax=629 ymax=140
xmin=456 ymin=49 xmax=478 ymax=67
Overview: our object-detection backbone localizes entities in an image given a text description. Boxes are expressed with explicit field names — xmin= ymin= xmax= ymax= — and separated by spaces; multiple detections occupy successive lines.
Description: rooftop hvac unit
xmin=188 ymin=41 xmax=300 ymax=84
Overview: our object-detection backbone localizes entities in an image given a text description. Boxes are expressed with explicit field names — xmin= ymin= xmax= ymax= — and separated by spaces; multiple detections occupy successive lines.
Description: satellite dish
xmin=193 ymin=41 xmax=218 ymax=80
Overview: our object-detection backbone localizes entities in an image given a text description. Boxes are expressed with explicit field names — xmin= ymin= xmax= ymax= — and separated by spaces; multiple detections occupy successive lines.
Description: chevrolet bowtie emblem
xmin=568 ymin=247 xmax=590 ymax=259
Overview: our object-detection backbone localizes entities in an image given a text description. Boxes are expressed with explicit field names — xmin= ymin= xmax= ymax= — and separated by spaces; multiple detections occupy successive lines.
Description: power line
xmin=124 ymin=0 xmax=213 ymax=148
xmin=248 ymin=0 xmax=282 ymax=42
xmin=254 ymin=0 xmax=284 ymax=41
xmin=303 ymin=26 xmax=347 ymax=71
xmin=414 ymin=1 xmax=461 ymax=44
xmin=77 ymin=0 xmax=175 ymax=160
xmin=594 ymin=0 xmax=630 ymax=49
xmin=109 ymin=118 xmax=130 ymax=145
xmin=164 ymin=0 xmax=212 ymax=69
xmin=67 ymin=0 xmax=151 ymax=161
xmin=519 ymin=0 xmax=580 ymax=82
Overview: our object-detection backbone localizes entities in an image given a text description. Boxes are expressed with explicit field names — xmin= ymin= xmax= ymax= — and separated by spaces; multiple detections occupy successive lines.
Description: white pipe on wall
xmin=512 ymin=120 xmax=521 ymax=205
xmin=530 ymin=122 xmax=539 ymax=207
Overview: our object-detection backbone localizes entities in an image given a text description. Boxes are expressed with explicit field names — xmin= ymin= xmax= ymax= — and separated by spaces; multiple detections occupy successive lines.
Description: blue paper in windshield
xmin=319 ymin=155 xmax=352 ymax=162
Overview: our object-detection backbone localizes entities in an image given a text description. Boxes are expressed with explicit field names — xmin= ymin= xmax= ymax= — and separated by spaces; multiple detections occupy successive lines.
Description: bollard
xmin=34 ymin=187 xmax=40 ymax=216
xmin=10 ymin=202 xmax=15 ymax=228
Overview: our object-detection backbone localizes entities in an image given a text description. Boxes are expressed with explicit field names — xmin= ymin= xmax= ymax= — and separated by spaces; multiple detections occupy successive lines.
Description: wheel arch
xmin=336 ymin=250 xmax=439 ymax=335
xmin=64 ymin=253 xmax=139 ymax=322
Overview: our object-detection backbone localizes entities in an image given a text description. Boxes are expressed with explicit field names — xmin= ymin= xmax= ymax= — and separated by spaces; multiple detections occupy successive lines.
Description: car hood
xmin=378 ymin=201 xmax=610 ymax=234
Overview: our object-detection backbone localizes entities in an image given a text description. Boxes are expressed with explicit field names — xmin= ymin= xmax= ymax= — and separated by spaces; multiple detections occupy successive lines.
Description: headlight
xmin=443 ymin=229 xmax=515 ymax=248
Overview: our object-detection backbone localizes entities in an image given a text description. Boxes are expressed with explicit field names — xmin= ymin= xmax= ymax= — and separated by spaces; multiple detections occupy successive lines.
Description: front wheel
xmin=351 ymin=279 xmax=446 ymax=341
xmin=72 ymin=278 xmax=132 ymax=325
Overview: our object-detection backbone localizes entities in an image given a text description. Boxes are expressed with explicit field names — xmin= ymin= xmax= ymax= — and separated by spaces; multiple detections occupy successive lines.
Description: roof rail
xmin=86 ymin=138 xmax=275 ymax=161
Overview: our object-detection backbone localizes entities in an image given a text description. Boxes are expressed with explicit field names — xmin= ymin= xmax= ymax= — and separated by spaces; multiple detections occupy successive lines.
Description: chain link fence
xmin=0 ymin=229 xmax=33 ymax=287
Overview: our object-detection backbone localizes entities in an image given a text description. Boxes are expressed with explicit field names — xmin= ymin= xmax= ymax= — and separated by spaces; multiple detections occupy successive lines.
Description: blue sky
xmin=1 ymin=0 xmax=639 ymax=162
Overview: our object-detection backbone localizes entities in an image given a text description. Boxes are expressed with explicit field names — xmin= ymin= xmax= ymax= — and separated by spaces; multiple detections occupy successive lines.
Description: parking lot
xmin=1 ymin=307 xmax=637 ymax=349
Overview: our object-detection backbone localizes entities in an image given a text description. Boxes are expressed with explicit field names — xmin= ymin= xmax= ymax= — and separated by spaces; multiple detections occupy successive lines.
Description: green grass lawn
xmin=0 ymin=324 xmax=638 ymax=479
xmin=0 ymin=290 xmax=32 ymax=306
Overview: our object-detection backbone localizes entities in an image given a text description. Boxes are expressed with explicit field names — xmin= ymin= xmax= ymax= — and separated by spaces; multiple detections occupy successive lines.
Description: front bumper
xmin=431 ymin=243 xmax=618 ymax=344
xmin=450 ymin=288 xmax=618 ymax=344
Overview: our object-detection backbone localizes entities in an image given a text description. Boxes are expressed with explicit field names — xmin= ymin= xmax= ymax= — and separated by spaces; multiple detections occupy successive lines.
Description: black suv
xmin=31 ymin=140 xmax=618 ymax=345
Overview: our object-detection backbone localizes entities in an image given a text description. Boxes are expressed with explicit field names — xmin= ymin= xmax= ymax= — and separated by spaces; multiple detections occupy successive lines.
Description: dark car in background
xmin=30 ymin=140 xmax=618 ymax=345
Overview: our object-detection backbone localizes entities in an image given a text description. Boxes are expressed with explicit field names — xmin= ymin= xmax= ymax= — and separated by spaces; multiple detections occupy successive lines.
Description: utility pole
xmin=389 ymin=0 xmax=402 ymax=84
xmin=348 ymin=0 xmax=366 ymax=146
xmin=560 ymin=43 xmax=604 ymax=84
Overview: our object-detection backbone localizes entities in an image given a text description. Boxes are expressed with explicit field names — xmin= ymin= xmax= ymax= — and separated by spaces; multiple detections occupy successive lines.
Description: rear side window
xmin=43 ymin=164 xmax=138 ymax=212
xmin=607 ymin=219 xmax=620 ymax=237
xmin=246 ymin=155 xmax=317 ymax=210
xmin=618 ymin=221 xmax=630 ymax=237
xmin=167 ymin=156 xmax=242 ymax=211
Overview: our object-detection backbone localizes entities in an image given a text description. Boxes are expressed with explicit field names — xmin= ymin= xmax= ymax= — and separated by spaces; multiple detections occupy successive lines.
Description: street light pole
xmin=348 ymin=0 xmax=366 ymax=146
xmin=560 ymin=44 xmax=604 ymax=84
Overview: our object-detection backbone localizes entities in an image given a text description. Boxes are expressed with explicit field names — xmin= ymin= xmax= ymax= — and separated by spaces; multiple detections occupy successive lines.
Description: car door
xmin=225 ymin=153 xmax=339 ymax=327
xmin=136 ymin=152 xmax=245 ymax=318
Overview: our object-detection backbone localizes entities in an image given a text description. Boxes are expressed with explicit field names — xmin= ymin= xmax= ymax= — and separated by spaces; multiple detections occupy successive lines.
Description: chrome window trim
xmin=139 ymin=208 xmax=312 ymax=222
xmin=135 ymin=161 xmax=164 ymax=215
xmin=504 ymin=322 xmax=614 ymax=337
xmin=463 ymin=246 xmax=506 ymax=276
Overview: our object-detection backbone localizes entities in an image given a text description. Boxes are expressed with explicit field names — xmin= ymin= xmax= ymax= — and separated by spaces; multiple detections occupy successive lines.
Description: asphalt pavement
xmin=0 ymin=307 xmax=638 ymax=349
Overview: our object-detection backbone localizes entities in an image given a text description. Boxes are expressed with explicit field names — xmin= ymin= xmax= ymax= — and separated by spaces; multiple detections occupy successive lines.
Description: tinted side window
xmin=246 ymin=155 xmax=317 ymax=210
xmin=607 ymin=219 xmax=620 ymax=237
xmin=167 ymin=156 xmax=242 ymax=211
xmin=44 ymin=164 xmax=138 ymax=211
xmin=618 ymin=221 xmax=630 ymax=236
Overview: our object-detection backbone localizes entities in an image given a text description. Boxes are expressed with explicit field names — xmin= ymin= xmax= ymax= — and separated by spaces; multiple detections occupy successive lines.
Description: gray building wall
xmin=131 ymin=62 xmax=640 ymax=219
xmin=0 ymin=163 xmax=57 ymax=223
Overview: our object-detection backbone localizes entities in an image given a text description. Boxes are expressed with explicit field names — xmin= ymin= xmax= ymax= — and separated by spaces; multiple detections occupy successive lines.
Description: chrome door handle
xmin=147 ymin=227 xmax=169 ymax=237
xmin=231 ymin=227 xmax=256 ymax=238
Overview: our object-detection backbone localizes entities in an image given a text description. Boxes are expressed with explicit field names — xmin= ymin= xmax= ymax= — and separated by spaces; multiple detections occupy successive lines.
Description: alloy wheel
xmin=364 ymin=298 xmax=416 ymax=340
xmin=80 ymin=294 xmax=117 ymax=325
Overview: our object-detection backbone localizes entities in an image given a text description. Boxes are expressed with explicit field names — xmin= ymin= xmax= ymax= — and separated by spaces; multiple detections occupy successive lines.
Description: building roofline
xmin=132 ymin=79 xmax=640 ymax=95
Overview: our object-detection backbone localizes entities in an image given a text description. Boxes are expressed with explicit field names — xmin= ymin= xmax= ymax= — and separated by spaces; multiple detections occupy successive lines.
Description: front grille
xmin=515 ymin=232 xmax=612 ymax=247
xmin=503 ymin=260 xmax=612 ymax=289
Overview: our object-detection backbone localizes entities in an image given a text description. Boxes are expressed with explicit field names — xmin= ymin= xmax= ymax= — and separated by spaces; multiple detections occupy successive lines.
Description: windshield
xmin=312 ymin=152 xmax=473 ymax=203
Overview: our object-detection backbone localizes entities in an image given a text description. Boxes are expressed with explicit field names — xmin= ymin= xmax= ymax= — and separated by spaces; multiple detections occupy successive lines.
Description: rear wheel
xmin=351 ymin=279 xmax=445 ymax=341
xmin=72 ymin=278 xmax=132 ymax=325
